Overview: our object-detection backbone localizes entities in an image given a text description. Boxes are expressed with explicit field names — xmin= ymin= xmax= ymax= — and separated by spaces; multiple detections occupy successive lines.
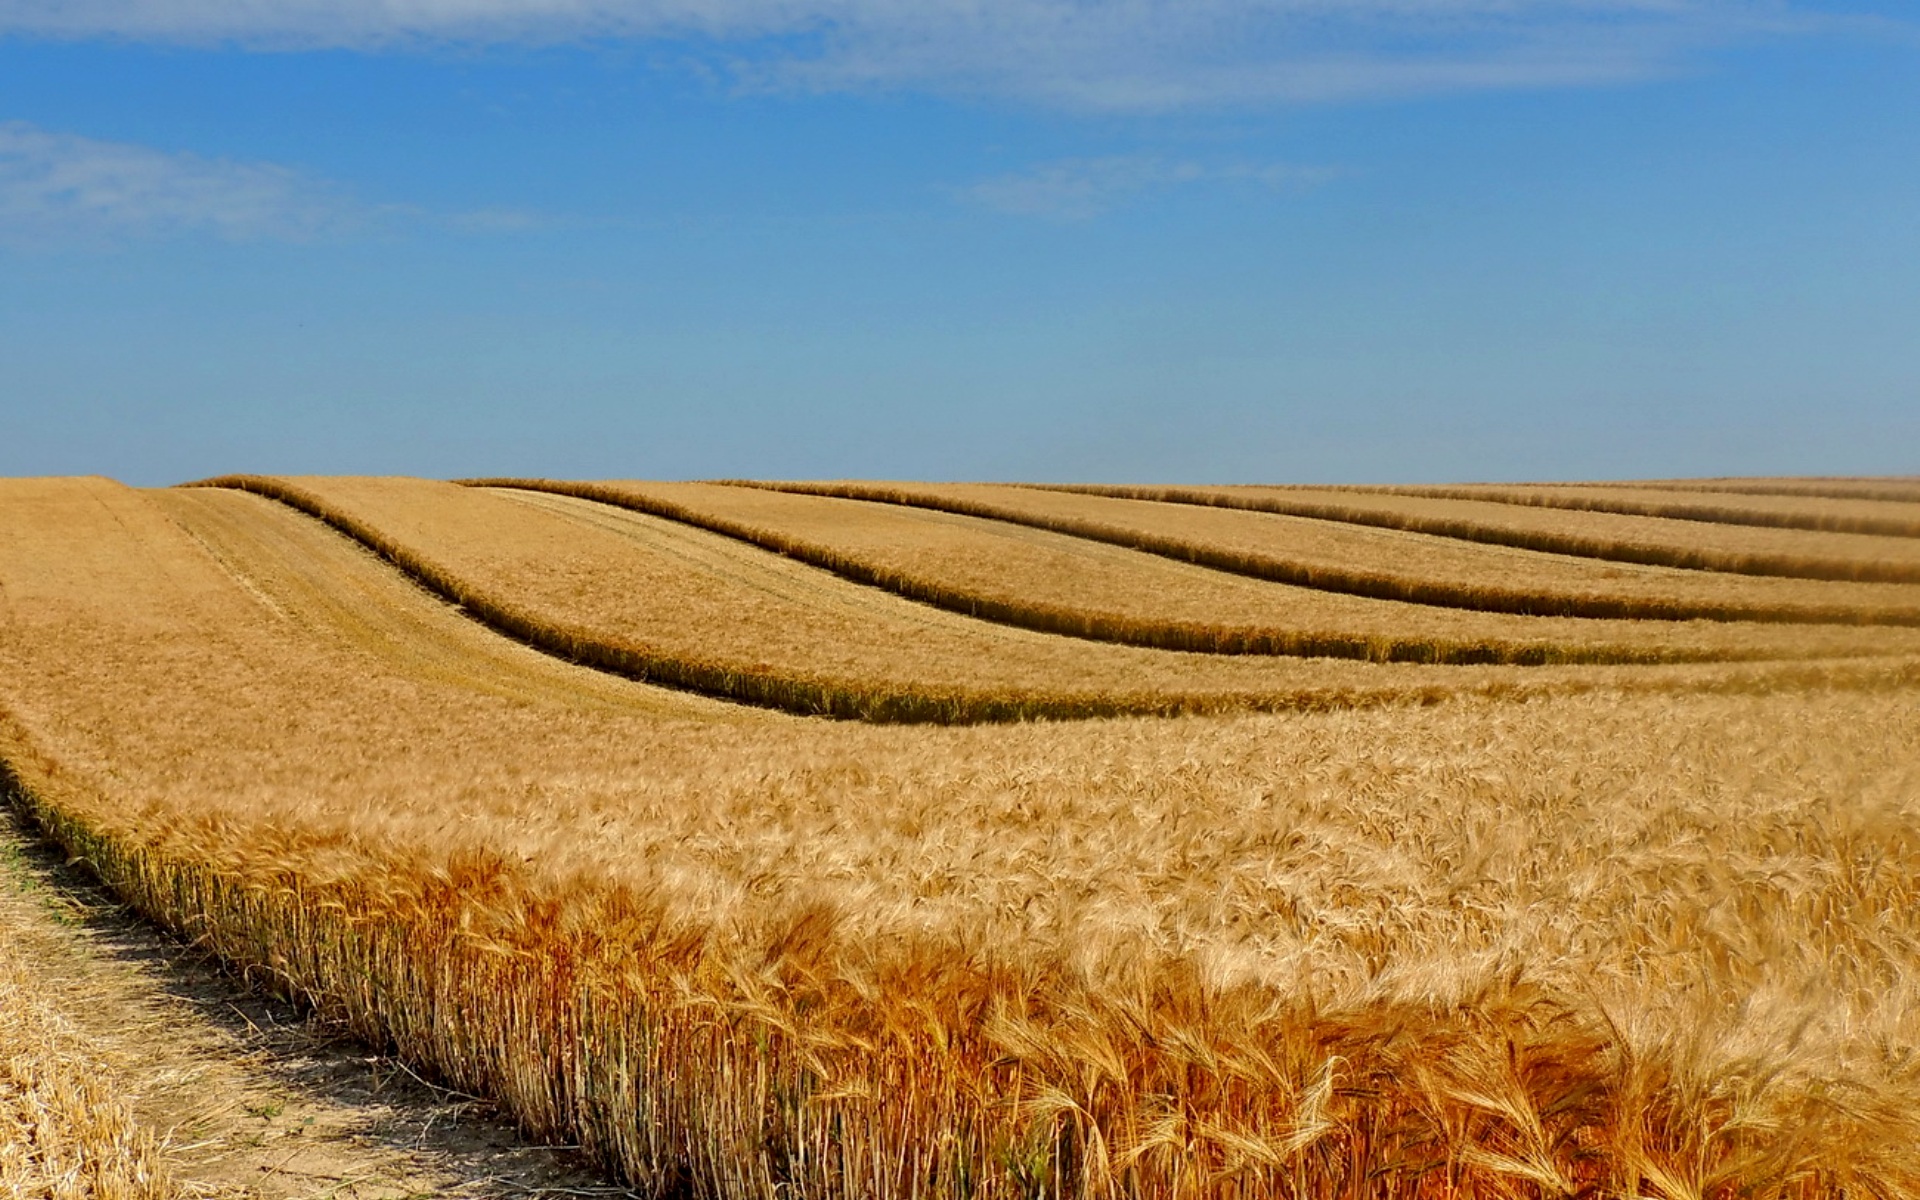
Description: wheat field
xmin=2 ymin=472 xmax=1918 ymax=1198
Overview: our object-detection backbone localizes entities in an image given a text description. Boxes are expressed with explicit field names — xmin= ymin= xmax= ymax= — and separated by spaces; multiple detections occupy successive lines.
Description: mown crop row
xmin=731 ymin=481 xmax=1920 ymax=624
xmin=467 ymin=478 xmax=1777 ymax=667
xmin=1299 ymin=483 xmax=1920 ymax=539
xmin=1026 ymin=484 xmax=1920 ymax=584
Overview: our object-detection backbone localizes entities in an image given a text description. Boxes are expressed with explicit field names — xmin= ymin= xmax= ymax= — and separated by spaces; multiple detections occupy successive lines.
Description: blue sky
xmin=2 ymin=1 xmax=1916 ymax=484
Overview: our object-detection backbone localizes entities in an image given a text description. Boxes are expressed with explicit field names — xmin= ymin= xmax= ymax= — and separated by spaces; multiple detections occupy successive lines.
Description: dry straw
xmin=0 ymin=844 xmax=175 ymax=1200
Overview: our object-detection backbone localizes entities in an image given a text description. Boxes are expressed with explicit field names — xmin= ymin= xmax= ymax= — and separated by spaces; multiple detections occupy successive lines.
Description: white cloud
xmin=966 ymin=155 xmax=1336 ymax=219
xmin=0 ymin=121 xmax=362 ymax=243
xmin=0 ymin=1 xmax=1903 ymax=111
xmin=0 ymin=121 xmax=542 ymax=245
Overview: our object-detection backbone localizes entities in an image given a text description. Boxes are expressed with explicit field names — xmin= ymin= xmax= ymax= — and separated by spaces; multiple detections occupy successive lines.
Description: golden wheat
xmin=469 ymin=477 xmax=1920 ymax=666
xmin=734 ymin=480 xmax=1920 ymax=623
xmin=5 ymin=475 xmax=1920 ymax=1198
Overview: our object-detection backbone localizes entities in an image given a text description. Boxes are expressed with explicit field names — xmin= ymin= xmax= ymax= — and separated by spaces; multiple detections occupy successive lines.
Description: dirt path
xmin=0 ymin=808 xmax=639 ymax=1200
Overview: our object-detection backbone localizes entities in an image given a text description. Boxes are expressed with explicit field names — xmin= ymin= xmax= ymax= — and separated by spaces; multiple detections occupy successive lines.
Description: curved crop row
xmin=192 ymin=476 xmax=1130 ymax=723
xmin=1027 ymin=484 xmax=1920 ymax=584
xmin=151 ymin=487 xmax=731 ymax=719
xmin=1296 ymin=483 xmax=1920 ymax=539
xmin=729 ymin=481 xmax=1920 ymax=625
xmin=194 ymin=475 xmax=1581 ymax=722
xmin=472 ymin=479 xmax=1920 ymax=667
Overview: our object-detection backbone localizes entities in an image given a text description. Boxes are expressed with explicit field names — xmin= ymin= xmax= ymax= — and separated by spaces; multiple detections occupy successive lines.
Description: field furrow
xmin=1303 ymin=482 xmax=1920 ymax=538
xmin=474 ymin=478 xmax=1920 ymax=666
xmin=737 ymin=480 xmax=1920 ymax=623
xmin=1030 ymin=483 xmax=1920 ymax=581
xmin=6 ymin=476 xmax=1920 ymax=1198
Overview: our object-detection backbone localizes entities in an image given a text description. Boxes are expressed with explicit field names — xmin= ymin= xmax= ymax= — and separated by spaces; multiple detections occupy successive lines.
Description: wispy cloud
xmin=966 ymin=155 xmax=1336 ymax=219
xmin=0 ymin=121 xmax=539 ymax=246
xmin=0 ymin=121 xmax=362 ymax=244
xmin=0 ymin=2 xmax=1907 ymax=112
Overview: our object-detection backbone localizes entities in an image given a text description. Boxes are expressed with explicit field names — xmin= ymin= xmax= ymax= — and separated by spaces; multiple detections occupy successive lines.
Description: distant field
xmin=1613 ymin=476 xmax=1920 ymax=504
xmin=1300 ymin=482 xmax=1920 ymax=537
xmin=1034 ymin=482 xmax=1920 ymax=579
xmin=3 ymin=473 xmax=1918 ymax=1199
xmin=741 ymin=480 xmax=1920 ymax=622
xmin=476 ymin=477 xmax=1920 ymax=665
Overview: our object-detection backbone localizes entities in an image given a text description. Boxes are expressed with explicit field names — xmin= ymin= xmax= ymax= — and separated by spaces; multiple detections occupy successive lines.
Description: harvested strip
xmin=476 ymin=478 xmax=1920 ymax=666
xmin=736 ymin=480 xmax=1920 ymax=624
xmin=1307 ymin=482 xmax=1920 ymax=539
xmin=149 ymin=487 xmax=733 ymax=720
xmin=5 ymin=479 xmax=1920 ymax=1195
xmin=1032 ymin=483 xmax=1920 ymax=582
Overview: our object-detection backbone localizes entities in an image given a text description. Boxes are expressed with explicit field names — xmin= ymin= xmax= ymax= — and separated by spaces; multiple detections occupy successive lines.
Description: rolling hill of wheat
xmin=2 ymin=472 xmax=1918 ymax=1199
